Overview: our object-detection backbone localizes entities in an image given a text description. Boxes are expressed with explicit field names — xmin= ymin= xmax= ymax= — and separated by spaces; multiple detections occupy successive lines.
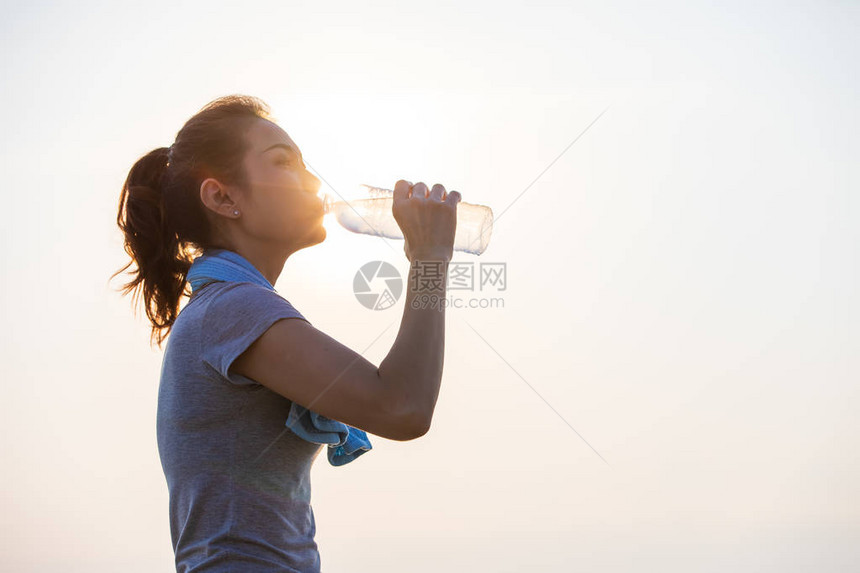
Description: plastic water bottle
xmin=323 ymin=184 xmax=494 ymax=255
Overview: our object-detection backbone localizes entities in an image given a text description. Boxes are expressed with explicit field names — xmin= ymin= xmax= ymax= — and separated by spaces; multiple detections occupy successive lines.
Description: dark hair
xmin=111 ymin=94 xmax=273 ymax=348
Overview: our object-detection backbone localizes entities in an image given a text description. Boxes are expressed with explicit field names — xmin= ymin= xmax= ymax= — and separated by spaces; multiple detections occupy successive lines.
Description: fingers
xmin=395 ymin=179 xmax=458 ymax=205
xmin=394 ymin=179 xmax=412 ymax=203
xmin=445 ymin=190 xmax=462 ymax=207
xmin=412 ymin=182 xmax=429 ymax=199
xmin=429 ymin=183 xmax=445 ymax=202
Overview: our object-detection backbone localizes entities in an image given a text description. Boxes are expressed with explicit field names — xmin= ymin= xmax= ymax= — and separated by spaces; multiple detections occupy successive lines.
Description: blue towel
xmin=187 ymin=247 xmax=373 ymax=467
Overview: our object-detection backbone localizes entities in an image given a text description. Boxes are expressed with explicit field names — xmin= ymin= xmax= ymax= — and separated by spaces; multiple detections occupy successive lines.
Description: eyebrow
xmin=262 ymin=143 xmax=299 ymax=155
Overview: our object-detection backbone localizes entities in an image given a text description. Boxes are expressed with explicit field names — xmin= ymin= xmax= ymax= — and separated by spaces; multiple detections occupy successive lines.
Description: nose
xmin=303 ymin=168 xmax=321 ymax=195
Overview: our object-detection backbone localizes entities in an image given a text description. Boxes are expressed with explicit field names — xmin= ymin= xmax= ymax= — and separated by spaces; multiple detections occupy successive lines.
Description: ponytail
xmin=111 ymin=94 xmax=272 ymax=348
xmin=112 ymin=146 xmax=194 ymax=348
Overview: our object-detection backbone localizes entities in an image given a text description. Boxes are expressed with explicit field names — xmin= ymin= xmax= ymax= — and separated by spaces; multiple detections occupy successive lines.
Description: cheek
xmin=257 ymin=191 xmax=305 ymax=230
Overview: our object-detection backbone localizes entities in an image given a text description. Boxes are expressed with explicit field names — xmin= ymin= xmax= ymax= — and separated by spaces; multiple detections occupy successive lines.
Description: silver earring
xmin=233 ymin=210 xmax=240 ymax=216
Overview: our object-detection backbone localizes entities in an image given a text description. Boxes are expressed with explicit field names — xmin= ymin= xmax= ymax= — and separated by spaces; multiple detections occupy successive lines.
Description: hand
xmin=392 ymin=180 xmax=462 ymax=263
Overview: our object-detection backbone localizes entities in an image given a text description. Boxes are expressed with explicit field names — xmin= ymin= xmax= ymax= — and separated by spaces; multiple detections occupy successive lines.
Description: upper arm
xmin=231 ymin=317 xmax=424 ymax=441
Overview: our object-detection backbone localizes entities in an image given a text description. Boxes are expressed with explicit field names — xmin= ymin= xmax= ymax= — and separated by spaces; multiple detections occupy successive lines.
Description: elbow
xmin=379 ymin=376 xmax=432 ymax=441
xmin=411 ymin=413 xmax=432 ymax=439
xmin=392 ymin=410 xmax=432 ymax=441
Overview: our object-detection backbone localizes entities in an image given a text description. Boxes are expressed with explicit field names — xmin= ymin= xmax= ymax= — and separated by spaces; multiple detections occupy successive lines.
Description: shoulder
xmin=194 ymin=282 xmax=312 ymax=383
xmin=201 ymin=281 xmax=309 ymax=328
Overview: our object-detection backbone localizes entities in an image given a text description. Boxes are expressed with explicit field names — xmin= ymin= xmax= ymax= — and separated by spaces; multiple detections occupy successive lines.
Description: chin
xmin=297 ymin=225 xmax=327 ymax=250
xmin=312 ymin=226 xmax=327 ymax=245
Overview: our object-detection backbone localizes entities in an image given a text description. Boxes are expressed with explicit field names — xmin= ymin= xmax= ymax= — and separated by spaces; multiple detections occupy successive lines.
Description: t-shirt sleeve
xmin=200 ymin=282 xmax=311 ymax=386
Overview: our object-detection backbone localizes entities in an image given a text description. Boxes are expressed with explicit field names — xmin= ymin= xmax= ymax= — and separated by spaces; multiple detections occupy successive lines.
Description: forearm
xmin=378 ymin=259 xmax=449 ymax=427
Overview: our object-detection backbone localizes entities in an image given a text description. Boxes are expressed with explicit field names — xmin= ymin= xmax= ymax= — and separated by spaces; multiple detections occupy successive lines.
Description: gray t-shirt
xmin=157 ymin=281 xmax=324 ymax=572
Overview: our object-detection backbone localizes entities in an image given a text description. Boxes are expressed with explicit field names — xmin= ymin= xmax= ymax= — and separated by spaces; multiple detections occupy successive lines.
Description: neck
xmin=213 ymin=239 xmax=293 ymax=287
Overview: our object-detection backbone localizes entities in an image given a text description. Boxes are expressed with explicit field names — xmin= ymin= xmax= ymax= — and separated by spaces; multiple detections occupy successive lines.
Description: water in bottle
xmin=323 ymin=184 xmax=493 ymax=255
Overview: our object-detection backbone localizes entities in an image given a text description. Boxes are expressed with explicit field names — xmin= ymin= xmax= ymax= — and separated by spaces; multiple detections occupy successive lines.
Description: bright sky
xmin=1 ymin=1 xmax=857 ymax=571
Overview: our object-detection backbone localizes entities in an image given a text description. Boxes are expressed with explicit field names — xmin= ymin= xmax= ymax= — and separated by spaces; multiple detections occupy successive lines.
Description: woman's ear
xmin=200 ymin=178 xmax=240 ymax=218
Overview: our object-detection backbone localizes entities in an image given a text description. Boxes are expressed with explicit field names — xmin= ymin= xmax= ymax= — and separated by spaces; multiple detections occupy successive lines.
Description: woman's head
xmin=209 ymin=117 xmax=325 ymax=253
xmin=112 ymin=94 xmax=323 ymax=348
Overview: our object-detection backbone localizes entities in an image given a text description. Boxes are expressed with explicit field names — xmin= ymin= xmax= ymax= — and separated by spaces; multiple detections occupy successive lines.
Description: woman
xmin=113 ymin=94 xmax=460 ymax=572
